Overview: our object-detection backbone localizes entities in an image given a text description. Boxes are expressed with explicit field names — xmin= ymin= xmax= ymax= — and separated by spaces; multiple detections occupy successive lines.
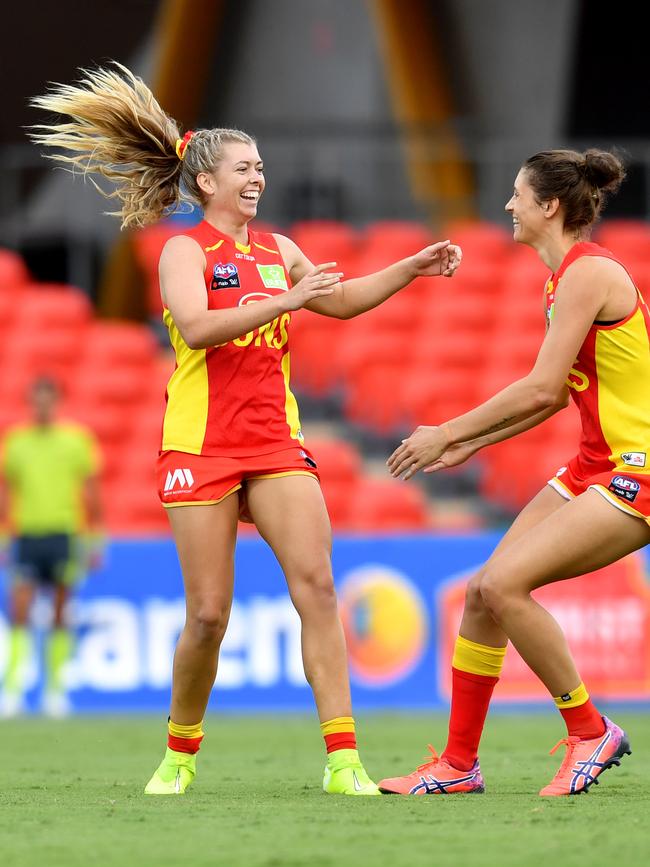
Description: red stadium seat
xmin=593 ymin=219 xmax=650 ymax=269
xmin=3 ymin=329 xmax=84 ymax=385
xmin=78 ymin=320 xmax=159 ymax=370
xmin=72 ymin=366 xmax=151 ymax=409
xmin=288 ymin=220 xmax=361 ymax=273
xmin=442 ymin=219 xmax=513 ymax=266
xmin=307 ymin=437 xmax=363 ymax=485
xmin=343 ymin=362 xmax=410 ymax=434
xmin=103 ymin=482 xmax=170 ymax=535
xmin=12 ymin=284 xmax=93 ymax=332
xmin=59 ymin=402 xmax=132 ymax=449
xmin=347 ymin=478 xmax=432 ymax=530
xmin=363 ymin=220 xmax=434 ymax=257
xmin=289 ymin=311 xmax=350 ymax=396
xmin=0 ymin=248 xmax=31 ymax=292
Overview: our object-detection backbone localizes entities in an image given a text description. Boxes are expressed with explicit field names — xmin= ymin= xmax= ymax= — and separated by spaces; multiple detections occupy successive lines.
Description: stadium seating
xmin=347 ymin=478 xmax=432 ymax=530
xmin=10 ymin=216 xmax=643 ymax=530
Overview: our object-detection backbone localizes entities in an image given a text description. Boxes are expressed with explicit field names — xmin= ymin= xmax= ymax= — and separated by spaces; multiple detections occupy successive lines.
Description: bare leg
xmin=246 ymin=475 xmax=351 ymax=722
xmin=166 ymin=495 xmax=240 ymax=724
xmin=460 ymin=485 xmax=568 ymax=646
xmin=10 ymin=582 xmax=35 ymax=626
xmin=478 ymin=489 xmax=650 ymax=695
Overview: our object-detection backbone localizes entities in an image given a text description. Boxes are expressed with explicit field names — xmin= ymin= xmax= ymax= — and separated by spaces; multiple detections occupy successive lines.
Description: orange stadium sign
xmin=439 ymin=550 xmax=650 ymax=701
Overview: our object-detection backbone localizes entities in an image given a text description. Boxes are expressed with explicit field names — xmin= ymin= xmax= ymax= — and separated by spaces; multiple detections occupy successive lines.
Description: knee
xmin=476 ymin=565 xmax=519 ymax=623
xmin=290 ymin=563 xmax=338 ymax=613
xmin=463 ymin=572 xmax=488 ymax=615
xmin=186 ymin=598 xmax=231 ymax=646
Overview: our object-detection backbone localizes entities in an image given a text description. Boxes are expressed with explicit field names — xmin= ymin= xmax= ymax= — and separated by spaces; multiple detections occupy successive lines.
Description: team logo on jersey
xmin=238 ymin=292 xmax=272 ymax=306
xmin=256 ymin=264 xmax=288 ymax=290
xmin=164 ymin=468 xmax=195 ymax=493
xmin=608 ymin=475 xmax=640 ymax=502
xmin=621 ymin=452 xmax=646 ymax=468
xmin=211 ymin=262 xmax=240 ymax=290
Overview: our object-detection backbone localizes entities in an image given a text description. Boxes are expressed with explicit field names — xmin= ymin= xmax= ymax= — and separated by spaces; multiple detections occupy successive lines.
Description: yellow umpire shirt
xmin=1 ymin=422 xmax=100 ymax=535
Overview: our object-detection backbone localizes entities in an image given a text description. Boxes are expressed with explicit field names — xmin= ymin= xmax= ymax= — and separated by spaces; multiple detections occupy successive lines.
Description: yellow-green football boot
xmin=322 ymin=749 xmax=380 ymax=796
xmin=144 ymin=747 xmax=196 ymax=795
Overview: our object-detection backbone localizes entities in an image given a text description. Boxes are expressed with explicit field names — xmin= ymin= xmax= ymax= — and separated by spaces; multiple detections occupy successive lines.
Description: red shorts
xmin=157 ymin=446 xmax=320 ymax=512
xmin=548 ymin=456 xmax=650 ymax=525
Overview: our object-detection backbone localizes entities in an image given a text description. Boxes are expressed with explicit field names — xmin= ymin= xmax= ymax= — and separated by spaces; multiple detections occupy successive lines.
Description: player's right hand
xmin=282 ymin=262 xmax=343 ymax=311
xmin=423 ymin=440 xmax=481 ymax=473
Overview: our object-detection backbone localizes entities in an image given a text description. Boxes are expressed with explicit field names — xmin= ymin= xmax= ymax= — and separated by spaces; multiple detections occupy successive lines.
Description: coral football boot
xmin=378 ymin=745 xmax=485 ymax=795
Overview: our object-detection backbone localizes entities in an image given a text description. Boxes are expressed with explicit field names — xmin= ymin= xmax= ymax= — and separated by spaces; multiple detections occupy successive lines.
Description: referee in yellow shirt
xmin=0 ymin=376 xmax=103 ymax=717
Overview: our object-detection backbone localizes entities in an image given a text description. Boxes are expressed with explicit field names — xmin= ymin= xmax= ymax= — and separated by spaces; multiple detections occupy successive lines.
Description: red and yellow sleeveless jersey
xmin=545 ymin=241 xmax=650 ymax=477
xmin=161 ymin=221 xmax=304 ymax=457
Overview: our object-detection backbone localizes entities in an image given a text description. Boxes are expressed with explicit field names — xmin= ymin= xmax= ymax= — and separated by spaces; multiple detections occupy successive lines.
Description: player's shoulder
xmin=56 ymin=420 xmax=97 ymax=444
xmin=1 ymin=423 xmax=32 ymax=444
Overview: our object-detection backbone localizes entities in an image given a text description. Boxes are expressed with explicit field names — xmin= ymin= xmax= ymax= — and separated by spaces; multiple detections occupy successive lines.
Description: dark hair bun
xmin=583 ymin=149 xmax=626 ymax=192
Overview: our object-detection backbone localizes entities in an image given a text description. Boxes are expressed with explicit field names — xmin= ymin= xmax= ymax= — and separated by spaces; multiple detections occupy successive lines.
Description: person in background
xmin=0 ymin=376 xmax=103 ymax=718
xmin=380 ymin=147 xmax=649 ymax=797
xmin=29 ymin=63 xmax=461 ymax=796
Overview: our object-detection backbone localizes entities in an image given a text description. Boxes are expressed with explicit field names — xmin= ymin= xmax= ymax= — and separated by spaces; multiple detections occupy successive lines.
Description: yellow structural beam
xmin=371 ymin=0 xmax=475 ymax=226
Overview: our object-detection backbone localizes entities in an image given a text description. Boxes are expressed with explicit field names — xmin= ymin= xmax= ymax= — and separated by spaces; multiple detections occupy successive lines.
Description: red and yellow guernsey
xmin=161 ymin=221 xmax=303 ymax=457
xmin=546 ymin=241 xmax=650 ymax=479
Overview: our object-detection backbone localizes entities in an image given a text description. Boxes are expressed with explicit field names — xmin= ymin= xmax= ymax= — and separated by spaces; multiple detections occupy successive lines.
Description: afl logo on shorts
xmin=211 ymin=262 xmax=240 ymax=290
xmin=238 ymin=292 xmax=272 ymax=306
xmin=608 ymin=475 xmax=641 ymax=502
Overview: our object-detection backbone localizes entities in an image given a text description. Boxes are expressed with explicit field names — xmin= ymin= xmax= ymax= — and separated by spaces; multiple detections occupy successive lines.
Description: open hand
xmin=283 ymin=262 xmax=343 ymax=311
xmin=387 ymin=425 xmax=451 ymax=480
xmin=422 ymin=440 xmax=480 ymax=473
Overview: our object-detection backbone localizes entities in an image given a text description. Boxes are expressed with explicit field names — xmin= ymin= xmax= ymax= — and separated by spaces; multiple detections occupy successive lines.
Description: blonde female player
xmin=30 ymin=63 xmax=461 ymax=796
xmin=380 ymin=148 xmax=650 ymax=797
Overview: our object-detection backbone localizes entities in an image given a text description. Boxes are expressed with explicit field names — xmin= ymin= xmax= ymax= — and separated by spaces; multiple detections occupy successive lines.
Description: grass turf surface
xmin=1 ymin=712 xmax=648 ymax=867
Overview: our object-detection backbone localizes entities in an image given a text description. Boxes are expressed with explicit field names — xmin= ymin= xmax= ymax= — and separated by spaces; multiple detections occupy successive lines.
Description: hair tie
xmin=175 ymin=130 xmax=195 ymax=161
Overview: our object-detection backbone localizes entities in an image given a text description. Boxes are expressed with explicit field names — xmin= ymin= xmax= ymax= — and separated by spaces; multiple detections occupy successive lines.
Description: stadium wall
xmin=2 ymin=533 xmax=649 ymax=713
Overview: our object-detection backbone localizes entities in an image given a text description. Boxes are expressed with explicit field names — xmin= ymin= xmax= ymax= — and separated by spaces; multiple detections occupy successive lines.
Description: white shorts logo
xmin=164 ymin=468 xmax=195 ymax=493
xmin=621 ymin=452 xmax=646 ymax=468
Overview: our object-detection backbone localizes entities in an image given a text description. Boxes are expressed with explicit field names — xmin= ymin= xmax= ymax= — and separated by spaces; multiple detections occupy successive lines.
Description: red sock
xmin=442 ymin=668 xmax=498 ymax=771
xmin=559 ymin=699 xmax=605 ymax=740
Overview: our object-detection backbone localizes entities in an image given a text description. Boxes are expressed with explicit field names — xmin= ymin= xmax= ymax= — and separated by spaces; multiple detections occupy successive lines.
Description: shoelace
xmin=548 ymin=736 xmax=581 ymax=777
xmin=416 ymin=744 xmax=445 ymax=772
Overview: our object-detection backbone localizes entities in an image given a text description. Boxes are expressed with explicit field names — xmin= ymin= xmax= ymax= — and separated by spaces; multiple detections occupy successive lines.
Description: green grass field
xmin=1 ymin=711 xmax=648 ymax=867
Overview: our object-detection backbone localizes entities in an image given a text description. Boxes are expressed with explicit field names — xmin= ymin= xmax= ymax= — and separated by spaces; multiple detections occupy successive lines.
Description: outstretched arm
xmin=274 ymin=234 xmax=461 ymax=320
xmin=389 ymin=256 xmax=609 ymax=479
xmin=160 ymin=236 xmax=341 ymax=349
xmin=423 ymin=396 xmax=569 ymax=474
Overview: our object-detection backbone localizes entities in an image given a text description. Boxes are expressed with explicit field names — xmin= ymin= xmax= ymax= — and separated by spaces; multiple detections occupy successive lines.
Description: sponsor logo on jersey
xmin=235 ymin=251 xmax=255 ymax=261
xmin=211 ymin=262 xmax=240 ymax=290
xmin=608 ymin=475 xmax=640 ymax=502
xmin=256 ymin=264 xmax=288 ymax=290
xmin=164 ymin=468 xmax=195 ymax=493
xmin=621 ymin=452 xmax=646 ymax=468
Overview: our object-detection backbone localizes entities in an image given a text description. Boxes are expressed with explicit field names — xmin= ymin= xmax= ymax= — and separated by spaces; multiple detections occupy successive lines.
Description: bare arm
xmin=160 ymin=236 xmax=339 ymax=349
xmin=274 ymin=234 xmax=462 ymax=320
xmin=389 ymin=256 xmax=611 ymax=479
xmin=423 ymin=395 xmax=569 ymax=474
xmin=83 ymin=476 xmax=103 ymax=529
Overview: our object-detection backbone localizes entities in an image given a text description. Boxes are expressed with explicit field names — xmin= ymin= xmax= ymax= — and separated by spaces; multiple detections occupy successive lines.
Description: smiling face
xmin=203 ymin=141 xmax=265 ymax=223
xmin=505 ymin=169 xmax=548 ymax=246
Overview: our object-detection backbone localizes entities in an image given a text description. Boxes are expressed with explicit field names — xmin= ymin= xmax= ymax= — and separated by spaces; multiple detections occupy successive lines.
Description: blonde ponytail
xmin=31 ymin=62 xmax=185 ymax=229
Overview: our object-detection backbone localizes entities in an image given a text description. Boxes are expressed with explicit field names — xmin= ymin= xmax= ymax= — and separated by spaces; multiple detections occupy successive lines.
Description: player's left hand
xmin=387 ymin=425 xmax=450 ymax=480
xmin=410 ymin=241 xmax=462 ymax=278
